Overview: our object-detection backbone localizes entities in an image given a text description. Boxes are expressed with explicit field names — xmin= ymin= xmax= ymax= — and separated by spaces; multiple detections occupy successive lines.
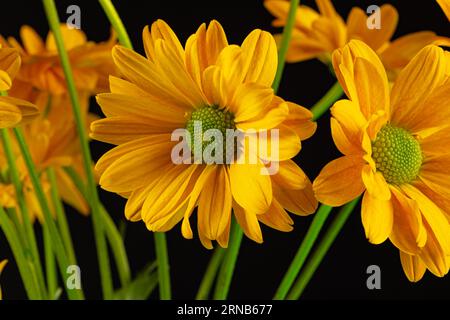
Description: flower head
xmin=313 ymin=40 xmax=450 ymax=281
xmin=2 ymin=24 xmax=116 ymax=95
xmin=264 ymin=0 xmax=450 ymax=79
xmin=91 ymin=20 xmax=317 ymax=248
xmin=0 ymin=45 xmax=39 ymax=128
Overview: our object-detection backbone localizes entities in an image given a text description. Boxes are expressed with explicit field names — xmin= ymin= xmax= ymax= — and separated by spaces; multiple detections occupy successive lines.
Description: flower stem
xmin=310 ymin=81 xmax=343 ymax=121
xmin=1 ymin=128 xmax=46 ymax=299
xmin=42 ymin=0 xmax=112 ymax=299
xmin=213 ymin=219 xmax=243 ymax=300
xmin=47 ymin=168 xmax=77 ymax=265
xmin=13 ymin=127 xmax=84 ymax=300
xmin=286 ymin=197 xmax=360 ymax=299
xmin=196 ymin=247 xmax=225 ymax=300
xmin=273 ymin=204 xmax=333 ymax=300
xmin=0 ymin=207 xmax=40 ymax=299
xmin=64 ymin=166 xmax=131 ymax=288
xmin=98 ymin=0 xmax=133 ymax=49
xmin=154 ymin=232 xmax=171 ymax=300
xmin=272 ymin=0 xmax=300 ymax=92
xmin=43 ymin=224 xmax=57 ymax=299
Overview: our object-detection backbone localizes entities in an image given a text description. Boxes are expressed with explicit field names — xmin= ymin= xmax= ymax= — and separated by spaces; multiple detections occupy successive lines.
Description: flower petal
xmin=142 ymin=20 xmax=184 ymax=62
xmin=233 ymin=202 xmax=263 ymax=243
xmin=313 ymin=155 xmax=365 ymax=206
xmin=258 ymin=199 xmax=294 ymax=232
xmin=361 ymin=191 xmax=393 ymax=244
xmin=361 ymin=165 xmax=391 ymax=200
xmin=400 ymin=251 xmax=426 ymax=282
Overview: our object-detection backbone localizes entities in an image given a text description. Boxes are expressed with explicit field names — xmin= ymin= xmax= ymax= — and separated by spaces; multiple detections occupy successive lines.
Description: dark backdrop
xmin=0 ymin=0 xmax=449 ymax=300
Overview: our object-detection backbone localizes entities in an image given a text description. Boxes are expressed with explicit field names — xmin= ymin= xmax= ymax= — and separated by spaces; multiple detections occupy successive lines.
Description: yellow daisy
xmin=91 ymin=20 xmax=317 ymax=248
xmin=0 ymin=45 xmax=39 ymax=128
xmin=313 ymin=40 xmax=450 ymax=281
xmin=437 ymin=0 xmax=450 ymax=20
xmin=264 ymin=0 xmax=450 ymax=80
xmin=0 ymin=259 xmax=6 ymax=300
xmin=1 ymin=24 xmax=116 ymax=95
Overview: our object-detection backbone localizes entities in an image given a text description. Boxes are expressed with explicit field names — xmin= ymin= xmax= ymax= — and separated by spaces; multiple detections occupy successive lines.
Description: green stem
xmin=13 ymin=127 xmax=83 ymax=300
xmin=213 ymin=219 xmax=243 ymax=300
xmin=154 ymin=232 xmax=171 ymax=300
xmin=273 ymin=205 xmax=333 ymax=300
xmin=47 ymin=168 xmax=77 ymax=265
xmin=42 ymin=0 xmax=112 ymax=299
xmin=43 ymin=224 xmax=57 ymax=299
xmin=99 ymin=0 xmax=133 ymax=49
xmin=196 ymin=247 xmax=225 ymax=300
xmin=286 ymin=198 xmax=360 ymax=299
xmin=0 ymin=207 xmax=40 ymax=299
xmin=1 ymin=128 xmax=46 ymax=299
xmin=272 ymin=0 xmax=300 ymax=92
xmin=64 ymin=166 xmax=131 ymax=288
xmin=310 ymin=81 xmax=343 ymax=121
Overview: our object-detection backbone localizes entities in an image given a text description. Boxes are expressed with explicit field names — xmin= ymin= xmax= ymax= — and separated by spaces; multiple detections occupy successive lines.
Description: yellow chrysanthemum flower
xmin=91 ymin=20 xmax=317 ymax=248
xmin=437 ymin=0 xmax=450 ymax=20
xmin=0 ymin=45 xmax=39 ymax=128
xmin=264 ymin=0 xmax=450 ymax=79
xmin=0 ymin=259 xmax=6 ymax=300
xmin=1 ymin=24 xmax=116 ymax=95
xmin=0 ymin=93 xmax=94 ymax=221
xmin=313 ymin=40 xmax=450 ymax=281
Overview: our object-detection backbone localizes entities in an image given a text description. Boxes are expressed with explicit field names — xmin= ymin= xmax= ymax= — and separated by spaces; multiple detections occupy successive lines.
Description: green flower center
xmin=372 ymin=124 xmax=422 ymax=185
xmin=186 ymin=105 xmax=236 ymax=162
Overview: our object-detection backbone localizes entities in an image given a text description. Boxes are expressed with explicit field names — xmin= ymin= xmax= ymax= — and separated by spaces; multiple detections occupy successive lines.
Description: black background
xmin=0 ymin=0 xmax=449 ymax=300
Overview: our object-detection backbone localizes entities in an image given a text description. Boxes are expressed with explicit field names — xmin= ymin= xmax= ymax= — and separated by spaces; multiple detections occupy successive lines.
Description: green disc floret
xmin=372 ymin=124 xmax=423 ymax=185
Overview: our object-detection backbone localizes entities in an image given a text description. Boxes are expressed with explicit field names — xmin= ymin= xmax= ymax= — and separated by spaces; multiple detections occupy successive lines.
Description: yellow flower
xmin=437 ymin=0 xmax=450 ymax=20
xmin=0 ymin=259 xmax=7 ymax=300
xmin=0 ymin=45 xmax=39 ymax=128
xmin=313 ymin=40 xmax=450 ymax=281
xmin=1 ymin=24 xmax=116 ymax=95
xmin=0 ymin=94 xmax=93 ymax=222
xmin=91 ymin=20 xmax=317 ymax=248
xmin=264 ymin=0 xmax=450 ymax=79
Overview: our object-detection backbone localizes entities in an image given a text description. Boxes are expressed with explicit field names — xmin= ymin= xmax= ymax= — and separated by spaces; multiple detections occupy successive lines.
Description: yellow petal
xmin=282 ymin=102 xmax=316 ymax=140
xmin=229 ymin=161 xmax=272 ymax=215
xmin=0 ymin=46 xmax=21 ymax=82
xmin=230 ymin=82 xmax=274 ymax=122
xmin=143 ymin=20 xmax=184 ymax=62
xmin=437 ymin=0 xmax=450 ymax=21
xmin=418 ymin=221 xmax=449 ymax=277
xmin=313 ymin=155 xmax=365 ymax=207
xmin=270 ymin=160 xmax=308 ymax=190
xmin=401 ymin=184 xmax=450 ymax=256
xmin=420 ymin=125 xmax=450 ymax=156
xmin=109 ymin=75 xmax=152 ymax=97
xmin=201 ymin=66 xmax=227 ymax=107
xmin=361 ymin=165 xmax=391 ymax=200
xmin=233 ymin=202 xmax=263 ymax=243
xmin=0 ymin=70 xmax=11 ymax=91
xmin=0 ymin=99 xmax=21 ymax=128
xmin=400 ymin=251 xmax=426 ymax=282
xmin=198 ymin=165 xmax=232 ymax=240
xmin=389 ymin=186 xmax=427 ymax=255
xmin=347 ymin=5 xmax=398 ymax=51
xmin=273 ymin=178 xmax=317 ymax=216
xmin=419 ymin=154 xmax=450 ymax=200
xmin=330 ymin=118 xmax=360 ymax=155
xmin=391 ymin=45 xmax=447 ymax=128
xmin=361 ymin=191 xmax=393 ymax=244
xmin=20 ymin=25 xmax=45 ymax=54
xmin=330 ymin=99 xmax=366 ymax=148
xmin=0 ymin=259 xmax=7 ymax=300
xmin=46 ymin=24 xmax=87 ymax=51
xmin=240 ymin=29 xmax=277 ymax=87
xmin=258 ymin=199 xmax=293 ymax=232
xmin=236 ymin=99 xmax=288 ymax=131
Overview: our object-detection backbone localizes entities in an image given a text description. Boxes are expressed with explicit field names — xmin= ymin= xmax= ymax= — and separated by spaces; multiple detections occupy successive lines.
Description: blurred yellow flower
xmin=0 ymin=45 xmax=39 ymax=128
xmin=313 ymin=40 xmax=450 ymax=281
xmin=1 ymin=24 xmax=116 ymax=95
xmin=91 ymin=20 xmax=317 ymax=248
xmin=264 ymin=0 xmax=450 ymax=79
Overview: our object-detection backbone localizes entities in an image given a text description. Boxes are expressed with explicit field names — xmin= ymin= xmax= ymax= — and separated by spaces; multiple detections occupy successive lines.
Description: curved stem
xmin=287 ymin=197 xmax=360 ymax=300
xmin=99 ymin=0 xmax=133 ymax=49
xmin=272 ymin=0 xmax=300 ymax=92
xmin=196 ymin=247 xmax=225 ymax=300
xmin=213 ymin=219 xmax=243 ymax=300
xmin=273 ymin=205 xmax=333 ymax=300
xmin=43 ymin=224 xmax=57 ymax=299
xmin=42 ymin=0 xmax=112 ymax=299
xmin=310 ymin=81 xmax=343 ymax=121
xmin=154 ymin=232 xmax=171 ymax=300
